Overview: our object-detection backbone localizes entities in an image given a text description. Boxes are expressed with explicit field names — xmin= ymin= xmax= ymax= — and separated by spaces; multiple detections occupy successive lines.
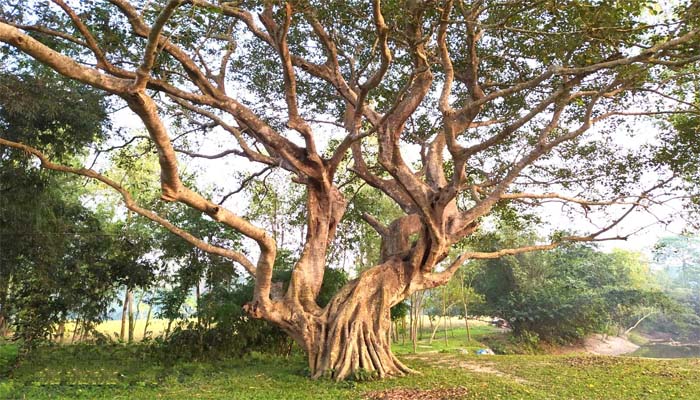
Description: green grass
xmin=2 ymin=337 xmax=700 ymax=400
xmin=392 ymin=324 xmax=498 ymax=355
xmin=627 ymin=332 xmax=651 ymax=346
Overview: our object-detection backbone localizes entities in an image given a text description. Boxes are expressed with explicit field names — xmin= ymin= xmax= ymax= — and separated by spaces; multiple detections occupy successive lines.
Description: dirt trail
xmin=403 ymin=353 xmax=529 ymax=384
xmin=584 ymin=334 xmax=639 ymax=356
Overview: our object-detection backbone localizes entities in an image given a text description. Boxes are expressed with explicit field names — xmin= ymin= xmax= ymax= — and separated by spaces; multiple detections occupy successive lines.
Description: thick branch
xmin=0 ymin=137 xmax=256 ymax=274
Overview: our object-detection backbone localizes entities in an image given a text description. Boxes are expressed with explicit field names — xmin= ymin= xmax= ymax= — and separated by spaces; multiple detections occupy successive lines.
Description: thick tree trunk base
xmin=310 ymin=317 xmax=416 ymax=381
xmin=306 ymin=261 xmax=418 ymax=381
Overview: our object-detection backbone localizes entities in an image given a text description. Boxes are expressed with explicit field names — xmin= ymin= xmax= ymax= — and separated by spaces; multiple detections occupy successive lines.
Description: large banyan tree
xmin=1 ymin=0 xmax=699 ymax=380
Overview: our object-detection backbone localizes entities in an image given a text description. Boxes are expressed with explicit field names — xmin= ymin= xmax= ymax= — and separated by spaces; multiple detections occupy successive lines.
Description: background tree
xmin=456 ymin=262 xmax=484 ymax=343
xmin=0 ymin=64 xmax=115 ymax=344
xmin=472 ymin=228 xmax=676 ymax=344
xmin=0 ymin=0 xmax=699 ymax=380
xmin=647 ymin=235 xmax=700 ymax=341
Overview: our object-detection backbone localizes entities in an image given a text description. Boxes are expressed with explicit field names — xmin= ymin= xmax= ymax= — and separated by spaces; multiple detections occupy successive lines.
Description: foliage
xmin=644 ymin=234 xmax=700 ymax=341
xmin=0 ymin=68 xmax=109 ymax=158
xmin=390 ymin=301 xmax=410 ymax=322
xmin=157 ymin=249 xmax=349 ymax=359
xmin=0 ymin=67 xmax=141 ymax=346
xmin=472 ymin=227 xmax=673 ymax=343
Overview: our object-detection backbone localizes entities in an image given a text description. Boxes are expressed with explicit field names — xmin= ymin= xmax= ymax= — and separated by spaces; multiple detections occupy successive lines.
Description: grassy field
xmin=57 ymin=319 xmax=174 ymax=343
xmin=2 ymin=325 xmax=700 ymax=400
xmin=69 ymin=317 xmax=484 ymax=344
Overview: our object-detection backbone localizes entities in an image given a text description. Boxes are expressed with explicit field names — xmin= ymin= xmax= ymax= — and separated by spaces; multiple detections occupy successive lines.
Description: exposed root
xmin=308 ymin=262 xmax=417 ymax=381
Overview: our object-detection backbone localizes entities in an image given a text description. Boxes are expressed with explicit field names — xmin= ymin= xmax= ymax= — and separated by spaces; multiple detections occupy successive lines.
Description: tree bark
xmin=143 ymin=302 xmax=152 ymax=340
xmin=302 ymin=261 xmax=417 ymax=381
xmin=120 ymin=288 xmax=129 ymax=342
xmin=465 ymin=311 xmax=471 ymax=342
xmin=0 ymin=275 xmax=9 ymax=338
xmin=442 ymin=288 xmax=448 ymax=345
xmin=127 ymin=289 xmax=134 ymax=343
xmin=71 ymin=317 xmax=80 ymax=344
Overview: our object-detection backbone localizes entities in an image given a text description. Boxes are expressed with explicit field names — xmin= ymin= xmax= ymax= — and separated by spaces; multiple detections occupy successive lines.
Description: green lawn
xmin=2 ymin=337 xmax=699 ymax=400
xmin=392 ymin=323 xmax=499 ymax=355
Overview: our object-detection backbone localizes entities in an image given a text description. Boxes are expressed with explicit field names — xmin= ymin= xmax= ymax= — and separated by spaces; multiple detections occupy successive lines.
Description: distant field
xmin=59 ymin=319 xmax=177 ymax=343
xmin=60 ymin=316 xmax=493 ymax=343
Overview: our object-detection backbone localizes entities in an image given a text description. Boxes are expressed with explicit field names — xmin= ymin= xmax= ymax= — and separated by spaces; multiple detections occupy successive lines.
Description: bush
xmin=156 ymin=265 xmax=348 ymax=361
xmin=501 ymin=288 xmax=607 ymax=344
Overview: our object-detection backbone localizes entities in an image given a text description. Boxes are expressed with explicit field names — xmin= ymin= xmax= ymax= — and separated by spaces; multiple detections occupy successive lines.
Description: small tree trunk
xmin=442 ymin=288 xmax=448 ymax=346
xmin=624 ymin=312 xmax=655 ymax=336
xmin=427 ymin=315 xmax=435 ymax=343
xmin=429 ymin=318 xmax=441 ymax=344
xmin=71 ymin=317 xmax=80 ymax=344
xmin=401 ymin=317 xmax=406 ymax=345
xmin=165 ymin=318 xmax=173 ymax=338
xmin=195 ymin=281 xmax=201 ymax=329
xmin=120 ymin=288 xmax=129 ymax=342
xmin=143 ymin=302 xmax=153 ymax=341
xmin=418 ymin=306 xmax=424 ymax=340
xmin=127 ymin=289 xmax=134 ymax=343
xmin=465 ymin=309 xmax=472 ymax=343
xmin=56 ymin=321 xmax=66 ymax=343
xmin=80 ymin=321 xmax=90 ymax=341
xmin=134 ymin=290 xmax=144 ymax=322
xmin=0 ymin=278 xmax=8 ymax=338
xmin=409 ymin=293 xmax=416 ymax=353
xmin=443 ymin=315 xmax=448 ymax=345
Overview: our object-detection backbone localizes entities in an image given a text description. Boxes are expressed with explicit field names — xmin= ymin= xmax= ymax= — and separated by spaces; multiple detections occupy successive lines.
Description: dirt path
xmin=403 ymin=353 xmax=529 ymax=384
xmin=584 ymin=334 xmax=639 ymax=356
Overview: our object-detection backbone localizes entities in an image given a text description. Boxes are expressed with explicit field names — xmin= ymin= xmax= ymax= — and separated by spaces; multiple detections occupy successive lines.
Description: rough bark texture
xmin=308 ymin=261 xmax=415 ymax=380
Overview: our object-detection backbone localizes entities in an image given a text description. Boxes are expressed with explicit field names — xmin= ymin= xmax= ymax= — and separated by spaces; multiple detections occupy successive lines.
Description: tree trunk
xmin=0 ymin=276 xmax=8 ymax=338
xmin=195 ymin=281 xmax=201 ymax=329
xmin=71 ymin=317 xmax=80 ymax=344
xmin=401 ymin=317 xmax=406 ymax=345
xmin=303 ymin=262 xmax=416 ymax=381
xmin=409 ymin=293 xmax=416 ymax=353
xmin=418 ymin=307 xmax=424 ymax=340
xmin=624 ymin=312 xmax=656 ymax=336
xmin=442 ymin=288 xmax=448 ymax=346
xmin=127 ymin=289 xmax=134 ymax=343
xmin=56 ymin=320 xmax=65 ymax=343
xmin=465 ymin=310 xmax=471 ymax=343
xmin=165 ymin=318 xmax=173 ymax=338
xmin=443 ymin=315 xmax=449 ymax=345
xmin=427 ymin=315 xmax=435 ymax=344
xmin=143 ymin=302 xmax=152 ymax=341
xmin=429 ymin=318 xmax=441 ymax=344
xmin=120 ymin=288 xmax=129 ymax=342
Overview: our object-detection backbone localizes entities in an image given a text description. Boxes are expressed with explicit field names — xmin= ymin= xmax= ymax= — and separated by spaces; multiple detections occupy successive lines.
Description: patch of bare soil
xmin=584 ymin=334 xmax=639 ymax=356
xmin=404 ymin=353 xmax=529 ymax=384
xmin=365 ymin=386 xmax=470 ymax=400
